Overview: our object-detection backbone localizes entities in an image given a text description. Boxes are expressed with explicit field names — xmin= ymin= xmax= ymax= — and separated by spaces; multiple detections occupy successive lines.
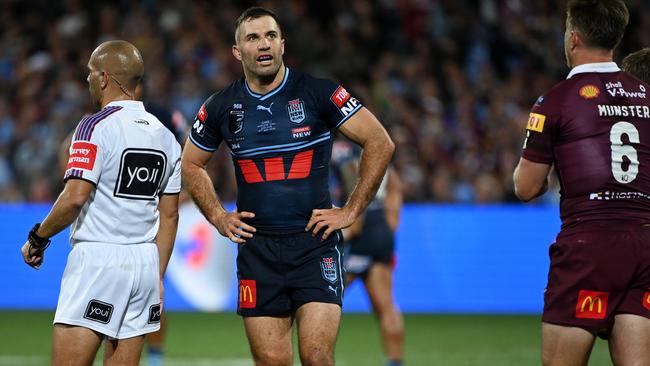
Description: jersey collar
xmin=245 ymin=67 xmax=290 ymax=101
xmin=566 ymin=62 xmax=620 ymax=79
xmin=105 ymin=100 xmax=145 ymax=110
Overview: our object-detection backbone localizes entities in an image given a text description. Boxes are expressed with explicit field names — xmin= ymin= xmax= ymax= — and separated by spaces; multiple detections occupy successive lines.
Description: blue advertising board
xmin=0 ymin=203 xmax=560 ymax=313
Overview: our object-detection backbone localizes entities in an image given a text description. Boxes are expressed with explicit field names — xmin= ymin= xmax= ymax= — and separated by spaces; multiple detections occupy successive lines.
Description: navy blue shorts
xmin=236 ymin=230 xmax=344 ymax=317
xmin=343 ymin=209 xmax=395 ymax=277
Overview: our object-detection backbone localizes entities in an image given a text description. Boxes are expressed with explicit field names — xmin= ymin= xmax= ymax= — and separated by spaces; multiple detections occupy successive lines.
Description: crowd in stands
xmin=2 ymin=0 xmax=649 ymax=203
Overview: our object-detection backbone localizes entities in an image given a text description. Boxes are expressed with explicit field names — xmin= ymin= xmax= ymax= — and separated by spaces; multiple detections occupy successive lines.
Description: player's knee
xmin=385 ymin=320 xmax=404 ymax=340
xmin=254 ymin=349 xmax=293 ymax=366
xmin=299 ymin=347 xmax=334 ymax=366
xmin=380 ymin=307 xmax=403 ymax=335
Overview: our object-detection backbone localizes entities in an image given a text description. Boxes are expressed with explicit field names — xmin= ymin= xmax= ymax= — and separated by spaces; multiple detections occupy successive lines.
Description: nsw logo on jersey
xmin=229 ymin=110 xmax=245 ymax=134
xmin=287 ymin=98 xmax=306 ymax=123
xmin=114 ymin=149 xmax=167 ymax=200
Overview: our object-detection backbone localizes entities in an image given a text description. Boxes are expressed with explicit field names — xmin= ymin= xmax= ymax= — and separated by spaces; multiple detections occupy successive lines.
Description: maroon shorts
xmin=542 ymin=228 xmax=650 ymax=334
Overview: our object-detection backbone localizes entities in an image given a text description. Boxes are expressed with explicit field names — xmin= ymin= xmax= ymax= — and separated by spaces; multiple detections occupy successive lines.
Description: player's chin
xmin=254 ymin=63 xmax=280 ymax=76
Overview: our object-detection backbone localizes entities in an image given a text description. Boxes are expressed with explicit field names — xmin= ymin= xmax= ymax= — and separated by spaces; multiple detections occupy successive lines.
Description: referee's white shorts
xmin=53 ymin=242 xmax=161 ymax=339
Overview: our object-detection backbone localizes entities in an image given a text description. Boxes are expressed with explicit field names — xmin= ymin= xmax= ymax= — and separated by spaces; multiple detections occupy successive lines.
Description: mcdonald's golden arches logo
xmin=238 ymin=280 xmax=257 ymax=309
xmin=575 ymin=290 xmax=608 ymax=319
xmin=643 ymin=291 xmax=650 ymax=311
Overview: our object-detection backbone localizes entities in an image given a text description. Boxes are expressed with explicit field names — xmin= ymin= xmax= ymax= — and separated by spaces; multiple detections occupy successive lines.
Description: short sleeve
xmin=189 ymin=94 xmax=223 ymax=151
xmin=64 ymin=119 xmax=106 ymax=185
xmin=521 ymin=96 xmax=557 ymax=164
xmin=163 ymin=144 xmax=182 ymax=195
xmin=310 ymin=78 xmax=363 ymax=130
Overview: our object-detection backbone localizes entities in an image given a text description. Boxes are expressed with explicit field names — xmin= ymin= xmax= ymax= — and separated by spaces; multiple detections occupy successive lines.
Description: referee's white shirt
xmin=64 ymin=100 xmax=182 ymax=246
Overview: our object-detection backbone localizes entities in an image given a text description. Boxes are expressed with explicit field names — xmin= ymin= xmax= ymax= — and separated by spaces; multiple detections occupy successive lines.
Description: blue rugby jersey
xmin=189 ymin=68 xmax=363 ymax=233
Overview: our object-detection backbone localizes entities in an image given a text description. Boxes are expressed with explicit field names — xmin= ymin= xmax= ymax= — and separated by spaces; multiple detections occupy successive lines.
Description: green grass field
xmin=0 ymin=311 xmax=613 ymax=365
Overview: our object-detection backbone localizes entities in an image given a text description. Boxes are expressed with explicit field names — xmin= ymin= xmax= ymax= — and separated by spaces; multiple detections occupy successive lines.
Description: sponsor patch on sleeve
xmin=330 ymin=86 xmax=351 ymax=108
xmin=197 ymin=104 xmax=207 ymax=122
xmin=67 ymin=141 xmax=98 ymax=171
xmin=526 ymin=113 xmax=546 ymax=133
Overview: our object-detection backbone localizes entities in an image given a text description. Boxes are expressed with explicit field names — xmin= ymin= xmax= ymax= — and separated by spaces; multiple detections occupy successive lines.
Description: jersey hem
xmin=189 ymin=134 xmax=218 ymax=152
xmin=520 ymin=153 xmax=553 ymax=165
xmin=53 ymin=318 xmax=119 ymax=338
xmin=335 ymin=104 xmax=363 ymax=129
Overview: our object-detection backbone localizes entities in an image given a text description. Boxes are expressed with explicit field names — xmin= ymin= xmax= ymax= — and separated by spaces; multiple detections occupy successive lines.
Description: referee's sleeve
xmin=163 ymin=143 xmax=182 ymax=195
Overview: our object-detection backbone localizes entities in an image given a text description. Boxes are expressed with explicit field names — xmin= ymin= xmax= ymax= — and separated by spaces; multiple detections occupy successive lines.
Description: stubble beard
xmin=246 ymin=56 xmax=281 ymax=85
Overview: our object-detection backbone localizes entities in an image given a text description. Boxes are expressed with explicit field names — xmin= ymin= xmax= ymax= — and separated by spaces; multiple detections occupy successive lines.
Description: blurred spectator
xmin=1 ymin=0 xmax=648 ymax=203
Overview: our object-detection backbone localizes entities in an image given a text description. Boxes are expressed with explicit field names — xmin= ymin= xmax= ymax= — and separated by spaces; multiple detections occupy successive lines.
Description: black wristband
xmin=28 ymin=223 xmax=51 ymax=253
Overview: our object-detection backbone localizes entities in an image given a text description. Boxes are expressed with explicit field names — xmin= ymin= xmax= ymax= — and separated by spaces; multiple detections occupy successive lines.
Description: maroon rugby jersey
xmin=523 ymin=62 xmax=650 ymax=232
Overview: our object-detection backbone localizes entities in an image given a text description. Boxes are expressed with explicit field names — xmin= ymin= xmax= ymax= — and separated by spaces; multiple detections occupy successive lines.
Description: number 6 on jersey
xmin=610 ymin=121 xmax=640 ymax=184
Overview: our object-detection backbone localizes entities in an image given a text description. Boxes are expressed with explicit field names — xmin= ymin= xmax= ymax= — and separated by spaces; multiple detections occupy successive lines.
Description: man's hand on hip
xmin=214 ymin=211 xmax=256 ymax=244
xmin=306 ymin=206 xmax=355 ymax=240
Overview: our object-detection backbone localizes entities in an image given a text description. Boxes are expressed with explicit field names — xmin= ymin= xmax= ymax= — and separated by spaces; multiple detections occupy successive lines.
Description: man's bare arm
xmin=156 ymin=193 xmax=179 ymax=278
xmin=21 ymin=179 xmax=94 ymax=268
xmin=339 ymin=108 xmax=395 ymax=217
xmin=181 ymin=141 xmax=255 ymax=243
xmin=181 ymin=142 xmax=226 ymax=223
xmin=513 ymin=157 xmax=552 ymax=202
xmin=37 ymin=179 xmax=94 ymax=238
xmin=384 ymin=168 xmax=403 ymax=232
xmin=306 ymin=107 xmax=394 ymax=239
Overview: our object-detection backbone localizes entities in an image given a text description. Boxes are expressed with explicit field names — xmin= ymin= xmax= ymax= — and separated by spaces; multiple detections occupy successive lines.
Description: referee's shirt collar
xmin=105 ymin=100 xmax=145 ymax=110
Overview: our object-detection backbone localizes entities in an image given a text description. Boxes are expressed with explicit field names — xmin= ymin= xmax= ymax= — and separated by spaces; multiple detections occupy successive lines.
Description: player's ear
xmin=232 ymin=45 xmax=242 ymax=61
xmin=570 ymin=30 xmax=580 ymax=51
xmin=281 ymin=38 xmax=285 ymax=56
xmin=101 ymin=71 xmax=109 ymax=90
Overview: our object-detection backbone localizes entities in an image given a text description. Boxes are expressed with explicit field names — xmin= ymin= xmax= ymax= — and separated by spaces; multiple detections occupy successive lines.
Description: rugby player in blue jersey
xmin=181 ymin=7 xmax=394 ymax=366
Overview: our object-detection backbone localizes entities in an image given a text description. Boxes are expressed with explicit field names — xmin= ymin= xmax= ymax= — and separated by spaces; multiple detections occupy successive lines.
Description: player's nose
xmin=258 ymin=38 xmax=271 ymax=50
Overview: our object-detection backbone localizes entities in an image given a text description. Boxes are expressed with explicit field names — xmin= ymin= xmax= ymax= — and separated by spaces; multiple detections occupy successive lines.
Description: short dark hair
xmin=622 ymin=48 xmax=650 ymax=84
xmin=234 ymin=7 xmax=282 ymax=43
xmin=567 ymin=0 xmax=629 ymax=50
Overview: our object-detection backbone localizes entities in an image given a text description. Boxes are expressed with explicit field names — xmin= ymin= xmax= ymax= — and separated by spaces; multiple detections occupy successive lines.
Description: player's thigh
xmin=243 ymin=316 xmax=293 ymax=365
xmin=541 ymin=322 xmax=595 ymax=366
xmin=52 ymin=324 xmax=102 ymax=366
xmin=103 ymin=335 xmax=145 ymax=366
xmin=295 ymin=302 xmax=341 ymax=360
xmin=363 ymin=263 xmax=396 ymax=313
xmin=609 ymin=314 xmax=650 ymax=366
xmin=543 ymin=230 xmax=641 ymax=333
